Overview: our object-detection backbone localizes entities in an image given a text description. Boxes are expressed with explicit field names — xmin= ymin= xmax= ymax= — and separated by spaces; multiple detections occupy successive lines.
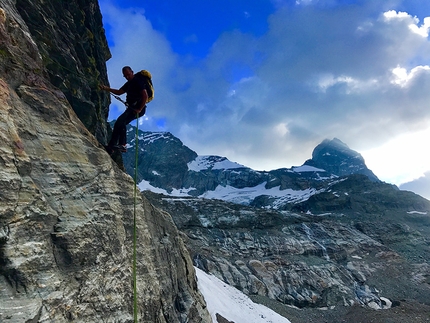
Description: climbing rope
xmin=104 ymin=86 xmax=139 ymax=321
xmin=111 ymin=93 xmax=128 ymax=106
xmin=108 ymin=93 xmax=139 ymax=321
xmin=133 ymin=112 xmax=139 ymax=322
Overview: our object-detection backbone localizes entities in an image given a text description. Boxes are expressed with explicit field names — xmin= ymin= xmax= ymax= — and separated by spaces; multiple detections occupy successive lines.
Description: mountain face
xmin=122 ymin=126 xmax=382 ymax=211
xmin=304 ymin=138 xmax=379 ymax=182
xmin=145 ymin=191 xmax=430 ymax=313
xmin=122 ymin=126 xmax=430 ymax=322
xmin=0 ymin=1 xmax=210 ymax=322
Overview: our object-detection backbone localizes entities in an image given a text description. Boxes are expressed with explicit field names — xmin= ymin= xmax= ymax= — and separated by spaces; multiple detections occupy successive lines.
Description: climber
xmin=100 ymin=66 xmax=149 ymax=155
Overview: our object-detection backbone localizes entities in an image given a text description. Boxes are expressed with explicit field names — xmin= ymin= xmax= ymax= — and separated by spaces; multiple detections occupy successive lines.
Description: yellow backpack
xmin=139 ymin=70 xmax=154 ymax=103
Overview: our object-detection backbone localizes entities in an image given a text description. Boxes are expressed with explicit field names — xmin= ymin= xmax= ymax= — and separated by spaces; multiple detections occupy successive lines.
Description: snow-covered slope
xmin=138 ymin=178 xmax=329 ymax=208
xmin=196 ymin=267 xmax=292 ymax=323
xmin=188 ymin=155 xmax=247 ymax=171
xmin=138 ymin=160 xmax=339 ymax=209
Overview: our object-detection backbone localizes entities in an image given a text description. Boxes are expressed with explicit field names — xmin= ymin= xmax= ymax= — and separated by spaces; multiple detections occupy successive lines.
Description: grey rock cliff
xmin=0 ymin=0 xmax=210 ymax=322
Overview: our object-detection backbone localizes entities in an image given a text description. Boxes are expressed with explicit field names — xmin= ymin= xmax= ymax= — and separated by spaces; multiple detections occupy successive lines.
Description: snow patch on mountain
xmin=195 ymin=267 xmax=292 ymax=323
xmin=138 ymin=180 xmax=325 ymax=209
xmin=188 ymin=155 xmax=247 ymax=171
xmin=292 ymin=165 xmax=326 ymax=173
xmin=127 ymin=130 xmax=175 ymax=148
xmin=138 ymin=180 xmax=197 ymax=196
xmin=140 ymin=132 xmax=174 ymax=143
xmin=407 ymin=210 xmax=428 ymax=215
xmin=200 ymin=182 xmax=324 ymax=206
xmin=138 ymin=179 xmax=323 ymax=207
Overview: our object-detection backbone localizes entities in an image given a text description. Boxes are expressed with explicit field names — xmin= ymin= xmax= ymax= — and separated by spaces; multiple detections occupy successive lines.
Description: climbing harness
xmin=133 ymin=112 xmax=139 ymax=322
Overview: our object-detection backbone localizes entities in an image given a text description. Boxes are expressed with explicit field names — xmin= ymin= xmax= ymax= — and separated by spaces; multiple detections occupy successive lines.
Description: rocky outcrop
xmin=0 ymin=1 xmax=210 ymax=322
xmin=292 ymin=174 xmax=429 ymax=213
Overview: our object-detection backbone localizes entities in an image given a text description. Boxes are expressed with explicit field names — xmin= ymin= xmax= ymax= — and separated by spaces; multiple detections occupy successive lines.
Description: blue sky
xmin=99 ymin=0 xmax=430 ymax=199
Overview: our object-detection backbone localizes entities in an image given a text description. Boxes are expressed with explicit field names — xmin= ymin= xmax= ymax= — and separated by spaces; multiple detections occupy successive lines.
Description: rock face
xmin=15 ymin=0 xmax=111 ymax=144
xmin=145 ymin=190 xmax=430 ymax=317
xmin=121 ymin=128 xmax=198 ymax=190
xmin=0 ymin=1 xmax=210 ymax=322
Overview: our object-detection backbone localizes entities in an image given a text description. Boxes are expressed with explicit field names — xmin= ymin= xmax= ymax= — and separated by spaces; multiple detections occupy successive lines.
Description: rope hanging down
xmin=108 ymin=88 xmax=139 ymax=321
xmin=133 ymin=112 xmax=139 ymax=322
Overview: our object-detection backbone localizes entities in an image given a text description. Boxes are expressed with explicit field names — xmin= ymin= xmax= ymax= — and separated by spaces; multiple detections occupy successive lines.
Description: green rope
xmin=133 ymin=112 xmax=139 ymax=322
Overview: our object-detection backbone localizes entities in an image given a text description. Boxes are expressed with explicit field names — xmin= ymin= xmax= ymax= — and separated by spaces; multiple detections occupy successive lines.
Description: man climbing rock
xmin=100 ymin=66 xmax=151 ymax=155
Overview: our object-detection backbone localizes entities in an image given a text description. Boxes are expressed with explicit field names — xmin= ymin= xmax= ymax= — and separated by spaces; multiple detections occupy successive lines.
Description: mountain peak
xmin=304 ymin=138 xmax=379 ymax=181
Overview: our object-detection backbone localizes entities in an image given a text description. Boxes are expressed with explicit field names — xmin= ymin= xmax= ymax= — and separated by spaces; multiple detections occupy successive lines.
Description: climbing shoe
xmin=104 ymin=145 xmax=114 ymax=155
xmin=113 ymin=144 xmax=127 ymax=153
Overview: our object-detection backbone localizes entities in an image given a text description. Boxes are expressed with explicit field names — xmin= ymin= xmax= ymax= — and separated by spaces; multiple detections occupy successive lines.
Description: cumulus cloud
xmin=100 ymin=0 xmax=430 ymax=179
xmin=400 ymin=172 xmax=430 ymax=200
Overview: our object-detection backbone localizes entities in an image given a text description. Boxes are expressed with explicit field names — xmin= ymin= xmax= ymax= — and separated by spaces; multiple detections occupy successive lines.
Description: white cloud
xmin=383 ymin=10 xmax=411 ymax=20
xmin=314 ymin=74 xmax=380 ymax=94
xmin=391 ymin=65 xmax=430 ymax=87
xmin=410 ymin=16 xmax=430 ymax=37
xmin=399 ymin=172 xmax=430 ymax=200
xmin=384 ymin=10 xmax=430 ymax=37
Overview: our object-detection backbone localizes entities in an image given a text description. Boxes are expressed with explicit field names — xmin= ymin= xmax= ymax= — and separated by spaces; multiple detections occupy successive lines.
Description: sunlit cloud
xmin=391 ymin=65 xmax=430 ymax=87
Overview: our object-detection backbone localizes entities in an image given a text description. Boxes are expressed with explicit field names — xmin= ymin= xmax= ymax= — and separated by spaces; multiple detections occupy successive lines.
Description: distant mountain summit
xmin=304 ymin=138 xmax=379 ymax=181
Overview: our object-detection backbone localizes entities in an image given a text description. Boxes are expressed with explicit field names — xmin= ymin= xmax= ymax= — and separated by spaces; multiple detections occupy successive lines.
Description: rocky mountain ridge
xmin=303 ymin=137 xmax=379 ymax=182
xmin=122 ymin=125 xmax=398 ymax=211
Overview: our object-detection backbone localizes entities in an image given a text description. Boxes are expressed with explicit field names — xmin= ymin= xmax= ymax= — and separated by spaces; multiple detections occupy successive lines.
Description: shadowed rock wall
xmin=15 ymin=0 xmax=111 ymax=144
